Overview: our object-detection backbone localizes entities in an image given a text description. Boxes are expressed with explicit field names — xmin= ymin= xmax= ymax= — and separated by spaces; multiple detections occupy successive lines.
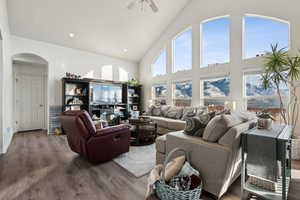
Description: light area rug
xmin=113 ymin=144 xmax=156 ymax=178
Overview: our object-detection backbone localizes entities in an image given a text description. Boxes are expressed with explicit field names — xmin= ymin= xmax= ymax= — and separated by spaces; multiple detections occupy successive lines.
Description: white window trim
xmin=172 ymin=27 xmax=193 ymax=73
xmin=242 ymin=14 xmax=291 ymax=60
xmin=151 ymin=47 xmax=167 ymax=77
xmin=172 ymin=80 xmax=192 ymax=98
xmin=200 ymin=76 xmax=231 ymax=99
xmin=152 ymin=84 xmax=168 ymax=101
xmin=200 ymin=15 xmax=231 ymax=68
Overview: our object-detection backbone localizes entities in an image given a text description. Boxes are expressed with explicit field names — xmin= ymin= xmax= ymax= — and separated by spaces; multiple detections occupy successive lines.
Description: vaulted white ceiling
xmin=7 ymin=0 xmax=191 ymax=62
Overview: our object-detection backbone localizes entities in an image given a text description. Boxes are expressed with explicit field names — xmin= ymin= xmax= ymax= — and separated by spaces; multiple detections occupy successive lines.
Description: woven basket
xmin=155 ymin=148 xmax=202 ymax=200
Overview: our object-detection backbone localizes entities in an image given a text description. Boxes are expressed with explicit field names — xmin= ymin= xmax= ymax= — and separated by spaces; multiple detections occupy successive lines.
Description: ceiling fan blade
xmin=148 ymin=0 xmax=159 ymax=12
xmin=127 ymin=0 xmax=139 ymax=10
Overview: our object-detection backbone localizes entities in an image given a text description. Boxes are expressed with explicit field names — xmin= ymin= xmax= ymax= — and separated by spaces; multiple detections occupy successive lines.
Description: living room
xmin=0 ymin=0 xmax=300 ymax=199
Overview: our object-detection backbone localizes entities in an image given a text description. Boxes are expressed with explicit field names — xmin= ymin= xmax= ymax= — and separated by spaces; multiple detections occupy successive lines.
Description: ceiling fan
xmin=127 ymin=0 xmax=159 ymax=13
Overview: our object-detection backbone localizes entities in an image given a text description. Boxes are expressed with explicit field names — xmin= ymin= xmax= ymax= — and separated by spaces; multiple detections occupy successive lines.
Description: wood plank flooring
xmin=0 ymin=131 xmax=299 ymax=200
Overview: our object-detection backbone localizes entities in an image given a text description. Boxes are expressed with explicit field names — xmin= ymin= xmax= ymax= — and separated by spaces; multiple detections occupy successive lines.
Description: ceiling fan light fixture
xmin=127 ymin=0 xmax=159 ymax=13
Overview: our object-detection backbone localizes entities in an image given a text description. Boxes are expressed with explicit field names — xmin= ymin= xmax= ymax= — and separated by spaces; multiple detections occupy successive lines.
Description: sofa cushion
xmin=167 ymin=119 xmax=186 ymax=131
xmin=161 ymin=105 xmax=171 ymax=117
xmin=196 ymin=106 xmax=208 ymax=115
xmin=182 ymin=107 xmax=197 ymax=121
xmin=222 ymin=114 xmax=243 ymax=128
xmin=166 ymin=107 xmax=183 ymax=119
xmin=232 ymin=111 xmax=257 ymax=122
xmin=203 ymin=115 xmax=229 ymax=142
xmin=152 ymin=106 xmax=162 ymax=116
xmin=184 ymin=117 xmax=203 ymax=136
xmin=184 ymin=112 xmax=216 ymax=137
xmin=146 ymin=105 xmax=155 ymax=115
xmin=148 ymin=116 xmax=168 ymax=128
xmin=219 ymin=119 xmax=257 ymax=147
xmin=156 ymin=135 xmax=167 ymax=153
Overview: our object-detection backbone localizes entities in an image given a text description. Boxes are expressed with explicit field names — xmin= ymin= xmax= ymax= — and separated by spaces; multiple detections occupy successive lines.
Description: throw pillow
xmin=178 ymin=161 xmax=200 ymax=176
xmin=166 ymin=107 xmax=183 ymax=119
xmin=184 ymin=117 xmax=202 ymax=136
xmin=196 ymin=106 xmax=208 ymax=115
xmin=182 ymin=107 xmax=197 ymax=121
xmin=222 ymin=114 xmax=243 ymax=128
xmin=202 ymin=115 xmax=229 ymax=142
xmin=161 ymin=105 xmax=171 ymax=117
xmin=164 ymin=155 xmax=186 ymax=181
xmin=152 ymin=106 xmax=162 ymax=116
xmin=232 ymin=111 xmax=257 ymax=122
xmin=146 ymin=105 xmax=155 ymax=115
xmin=216 ymin=109 xmax=231 ymax=115
xmin=183 ymin=112 xmax=215 ymax=137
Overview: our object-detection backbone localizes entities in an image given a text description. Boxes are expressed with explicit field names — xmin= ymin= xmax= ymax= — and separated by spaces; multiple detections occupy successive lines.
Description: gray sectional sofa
xmin=144 ymin=105 xmax=207 ymax=135
xmin=155 ymin=112 xmax=257 ymax=199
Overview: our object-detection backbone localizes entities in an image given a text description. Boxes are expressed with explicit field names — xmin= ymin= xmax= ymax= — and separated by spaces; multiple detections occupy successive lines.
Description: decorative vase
xmin=292 ymin=139 xmax=300 ymax=160
xmin=257 ymin=118 xmax=273 ymax=129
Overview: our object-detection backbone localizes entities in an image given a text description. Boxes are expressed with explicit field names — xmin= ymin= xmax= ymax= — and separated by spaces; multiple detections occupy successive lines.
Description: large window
xmin=152 ymin=49 xmax=167 ymax=76
xmin=201 ymin=77 xmax=230 ymax=111
xmin=244 ymin=73 xmax=289 ymax=123
xmin=152 ymin=84 xmax=167 ymax=105
xmin=173 ymin=80 xmax=192 ymax=107
xmin=201 ymin=17 xmax=230 ymax=67
xmin=173 ymin=28 xmax=192 ymax=72
xmin=244 ymin=16 xmax=289 ymax=59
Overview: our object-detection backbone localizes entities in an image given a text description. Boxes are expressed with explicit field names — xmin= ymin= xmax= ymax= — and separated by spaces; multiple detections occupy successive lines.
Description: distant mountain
xmin=175 ymin=83 xmax=192 ymax=98
xmin=204 ymin=78 xmax=230 ymax=97
xmin=246 ymin=82 xmax=289 ymax=97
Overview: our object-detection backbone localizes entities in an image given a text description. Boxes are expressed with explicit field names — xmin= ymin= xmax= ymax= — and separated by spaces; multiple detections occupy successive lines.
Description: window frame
xmin=242 ymin=14 xmax=291 ymax=60
xmin=200 ymin=15 xmax=231 ymax=68
xmin=172 ymin=27 xmax=193 ymax=73
xmin=243 ymin=71 xmax=290 ymax=110
xmin=172 ymin=79 xmax=193 ymax=106
xmin=200 ymin=76 xmax=231 ymax=107
xmin=151 ymin=47 xmax=167 ymax=77
xmin=152 ymin=83 xmax=168 ymax=103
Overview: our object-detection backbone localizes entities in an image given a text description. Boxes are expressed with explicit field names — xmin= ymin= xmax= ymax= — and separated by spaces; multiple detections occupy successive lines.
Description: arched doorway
xmin=12 ymin=53 xmax=49 ymax=133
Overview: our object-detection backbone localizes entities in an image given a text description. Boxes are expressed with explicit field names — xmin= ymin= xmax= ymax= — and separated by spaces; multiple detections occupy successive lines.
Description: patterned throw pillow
xmin=184 ymin=117 xmax=202 ymax=136
xmin=184 ymin=112 xmax=216 ymax=137
xmin=166 ymin=107 xmax=183 ymax=119
xmin=182 ymin=107 xmax=197 ymax=121
xmin=151 ymin=106 xmax=162 ymax=116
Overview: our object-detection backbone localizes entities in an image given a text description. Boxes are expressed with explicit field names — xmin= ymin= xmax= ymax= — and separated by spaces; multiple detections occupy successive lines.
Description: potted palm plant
xmin=262 ymin=44 xmax=300 ymax=160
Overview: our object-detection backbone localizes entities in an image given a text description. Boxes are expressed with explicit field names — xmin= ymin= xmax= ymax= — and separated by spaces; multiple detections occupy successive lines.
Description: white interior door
xmin=16 ymin=74 xmax=45 ymax=131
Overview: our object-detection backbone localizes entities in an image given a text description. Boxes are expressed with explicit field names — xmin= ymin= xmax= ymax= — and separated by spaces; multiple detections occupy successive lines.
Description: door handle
xmin=40 ymin=104 xmax=44 ymax=107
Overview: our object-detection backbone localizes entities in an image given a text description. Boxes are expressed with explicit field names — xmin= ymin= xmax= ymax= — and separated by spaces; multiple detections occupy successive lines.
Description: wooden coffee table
xmin=128 ymin=118 xmax=157 ymax=146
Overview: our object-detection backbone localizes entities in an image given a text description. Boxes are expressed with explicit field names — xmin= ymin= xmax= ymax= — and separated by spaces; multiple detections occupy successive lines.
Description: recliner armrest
xmin=95 ymin=124 xmax=130 ymax=137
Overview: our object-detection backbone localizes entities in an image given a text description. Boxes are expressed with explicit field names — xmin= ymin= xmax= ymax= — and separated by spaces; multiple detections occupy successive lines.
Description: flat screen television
xmin=90 ymin=83 xmax=122 ymax=104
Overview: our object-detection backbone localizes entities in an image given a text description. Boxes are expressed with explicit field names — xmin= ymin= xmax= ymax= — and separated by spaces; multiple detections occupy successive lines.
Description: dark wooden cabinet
xmin=62 ymin=78 xmax=142 ymax=120
xmin=62 ymin=78 xmax=90 ymax=112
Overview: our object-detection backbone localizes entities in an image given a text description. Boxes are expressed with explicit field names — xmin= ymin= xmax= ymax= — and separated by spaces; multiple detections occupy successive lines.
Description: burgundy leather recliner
xmin=61 ymin=110 xmax=131 ymax=163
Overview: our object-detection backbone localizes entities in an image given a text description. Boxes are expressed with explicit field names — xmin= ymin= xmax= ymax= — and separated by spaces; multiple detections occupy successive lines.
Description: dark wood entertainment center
xmin=62 ymin=78 xmax=142 ymax=121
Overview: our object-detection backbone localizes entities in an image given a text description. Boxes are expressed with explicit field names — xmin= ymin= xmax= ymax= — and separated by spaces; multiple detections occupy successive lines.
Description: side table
xmin=241 ymin=125 xmax=292 ymax=200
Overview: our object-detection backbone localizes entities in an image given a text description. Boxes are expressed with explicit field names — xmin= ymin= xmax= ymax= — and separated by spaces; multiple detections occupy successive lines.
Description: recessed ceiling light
xmin=69 ymin=33 xmax=75 ymax=38
xmin=123 ymin=49 xmax=128 ymax=52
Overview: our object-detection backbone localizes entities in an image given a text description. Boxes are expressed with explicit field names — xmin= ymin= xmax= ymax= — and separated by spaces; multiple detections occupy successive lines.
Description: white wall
xmin=9 ymin=36 xmax=138 ymax=135
xmin=139 ymin=0 xmax=300 ymax=136
xmin=0 ymin=0 xmax=13 ymax=154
